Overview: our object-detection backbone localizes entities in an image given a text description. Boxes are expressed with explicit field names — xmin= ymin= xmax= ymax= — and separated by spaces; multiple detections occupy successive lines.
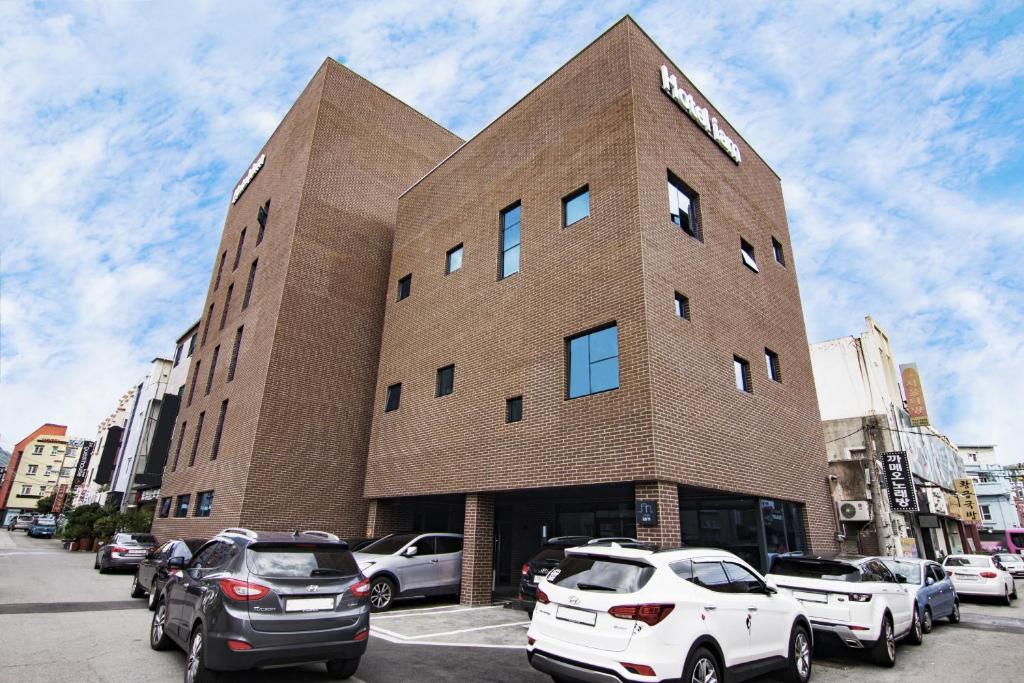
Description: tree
xmin=36 ymin=492 xmax=56 ymax=515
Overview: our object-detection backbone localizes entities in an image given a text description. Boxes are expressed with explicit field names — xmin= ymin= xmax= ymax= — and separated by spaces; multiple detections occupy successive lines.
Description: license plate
xmin=556 ymin=605 xmax=597 ymax=626
xmin=955 ymin=574 xmax=977 ymax=581
xmin=285 ymin=597 xmax=335 ymax=612
xmin=793 ymin=591 xmax=828 ymax=604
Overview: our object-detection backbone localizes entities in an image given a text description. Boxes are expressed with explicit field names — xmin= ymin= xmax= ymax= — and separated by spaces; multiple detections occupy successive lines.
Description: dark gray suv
xmin=150 ymin=528 xmax=370 ymax=682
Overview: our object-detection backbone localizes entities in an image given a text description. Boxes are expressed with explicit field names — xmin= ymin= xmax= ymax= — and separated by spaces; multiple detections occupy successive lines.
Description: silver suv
xmin=352 ymin=533 xmax=463 ymax=611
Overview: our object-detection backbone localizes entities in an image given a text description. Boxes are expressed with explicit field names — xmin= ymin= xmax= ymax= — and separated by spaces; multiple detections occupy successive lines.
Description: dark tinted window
xmin=724 ymin=562 xmax=765 ymax=593
xmin=928 ymin=564 xmax=946 ymax=582
xmin=506 ymin=396 xmax=523 ymax=423
xmin=549 ymin=556 xmax=655 ymax=593
xmin=247 ymin=544 xmax=358 ymax=578
xmin=772 ymin=236 xmax=786 ymax=265
xmin=532 ymin=546 xmax=568 ymax=565
xmin=675 ymin=292 xmax=690 ymax=320
xmin=412 ymin=536 xmax=437 ymax=556
xmin=862 ymin=560 xmax=895 ymax=582
xmin=397 ymin=274 xmax=411 ymax=301
xmin=770 ymin=557 xmax=861 ymax=582
xmin=670 ymin=559 xmax=693 ymax=581
xmin=691 ymin=561 xmax=731 ymax=592
xmin=191 ymin=541 xmax=236 ymax=570
xmin=436 ymin=365 xmax=455 ymax=397
xmin=667 ymin=172 xmax=700 ymax=238
xmin=184 ymin=539 xmax=207 ymax=555
xmin=359 ymin=533 xmax=419 ymax=555
xmin=174 ymin=494 xmax=191 ymax=517
xmin=385 ymin=383 xmax=401 ymax=412
xmin=436 ymin=537 xmax=463 ymax=554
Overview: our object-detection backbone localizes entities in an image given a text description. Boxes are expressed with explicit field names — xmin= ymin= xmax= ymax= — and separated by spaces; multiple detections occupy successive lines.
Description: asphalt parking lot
xmin=1 ymin=530 xmax=1022 ymax=682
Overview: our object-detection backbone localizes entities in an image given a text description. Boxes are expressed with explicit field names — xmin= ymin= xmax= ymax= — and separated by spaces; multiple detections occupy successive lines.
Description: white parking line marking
xmin=405 ymin=620 xmax=532 ymax=640
xmin=373 ymin=605 xmax=504 ymax=620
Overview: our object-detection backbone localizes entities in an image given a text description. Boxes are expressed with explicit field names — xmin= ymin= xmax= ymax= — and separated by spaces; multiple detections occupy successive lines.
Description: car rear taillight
xmin=218 ymin=578 xmax=271 ymax=601
xmin=109 ymin=546 xmax=129 ymax=554
xmin=536 ymin=588 xmax=550 ymax=605
xmin=226 ymin=640 xmax=252 ymax=651
xmin=608 ymin=603 xmax=675 ymax=626
xmin=621 ymin=663 xmax=657 ymax=676
xmin=980 ymin=571 xmax=998 ymax=579
xmin=350 ymin=578 xmax=370 ymax=599
xmin=521 ymin=563 xmax=531 ymax=576
xmin=354 ymin=629 xmax=369 ymax=642
xmin=847 ymin=593 xmax=872 ymax=602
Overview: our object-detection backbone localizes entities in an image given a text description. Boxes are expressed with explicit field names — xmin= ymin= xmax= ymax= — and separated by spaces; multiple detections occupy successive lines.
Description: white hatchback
xmin=942 ymin=554 xmax=1018 ymax=605
xmin=526 ymin=545 xmax=812 ymax=683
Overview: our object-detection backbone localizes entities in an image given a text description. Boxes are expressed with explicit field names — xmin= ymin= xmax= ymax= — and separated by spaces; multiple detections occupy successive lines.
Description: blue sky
xmin=1 ymin=1 xmax=1022 ymax=463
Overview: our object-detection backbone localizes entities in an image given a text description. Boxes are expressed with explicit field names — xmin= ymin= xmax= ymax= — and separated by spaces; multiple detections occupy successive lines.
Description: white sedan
xmin=942 ymin=554 xmax=1017 ymax=605
xmin=993 ymin=553 xmax=1024 ymax=578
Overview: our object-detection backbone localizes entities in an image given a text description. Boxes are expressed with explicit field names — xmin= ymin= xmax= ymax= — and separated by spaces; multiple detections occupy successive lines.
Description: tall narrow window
xmin=506 ymin=396 xmax=523 ymax=423
xmin=740 ymin=239 xmax=759 ymax=272
xmin=567 ymin=324 xmax=619 ymax=399
xmin=385 ymin=383 xmax=402 ymax=412
xmin=765 ymin=348 xmax=782 ymax=383
xmin=189 ymin=412 xmax=205 ymax=466
xmin=172 ymin=421 xmax=187 ymax=471
xmin=446 ymin=244 xmax=464 ymax=275
xmin=205 ymin=346 xmax=220 ymax=395
xmin=563 ymin=185 xmax=590 ymax=227
xmin=436 ymin=365 xmax=455 ymax=397
xmin=396 ymin=274 xmax=412 ymax=301
xmin=175 ymin=494 xmax=191 ymax=518
xmin=227 ymin=326 xmax=243 ymax=382
xmin=187 ymin=361 xmax=201 ymax=407
xmin=500 ymin=202 xmax=521 ymax=278
xmin=734 ymin=356 xmax=752 ymax=393
xmin=213 ymin=251 xmax=226 ymax=291
xmin=219 ymin=284 xmax=233 ymax=330
xmin=242 ymin=259 xmax=258 ymax=309
xmin=195 ymin=490 xmax=214 ymax=517
xmin=668 ymin=172 xmax=700 ymax=239
xmin=159 ymin=497 xmax=172 ymax=518
xmin=256 ymin=199 xmax=270 ymax=244
xmin=173 ymin=343 xmax=184 ymax=367
xmin=187 ymin=333 xmax=196 ymax=357
xmin=772 ymin=237 xmax=786 ymax=266
xmin=674 ymin=292 xmax=690 ymax=320
xmin=233 ymin=227 xmax=247 ymax=270
xmin=201 ymin=303 xmax=214 ymax=345
xmin=210 ymin=400 xmax=228 ymax=460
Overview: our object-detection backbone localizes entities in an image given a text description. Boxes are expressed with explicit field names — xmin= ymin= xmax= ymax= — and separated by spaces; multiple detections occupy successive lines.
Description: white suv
xmin=527 ymin=545 xmax=813 ymax=683
xmin=766 ymin=554 xmax=920 ymax=667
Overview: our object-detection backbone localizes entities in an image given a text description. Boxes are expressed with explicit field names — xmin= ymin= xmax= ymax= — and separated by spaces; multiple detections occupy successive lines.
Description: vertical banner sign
xmin=955 ymin=478 xmax=981 ymax=523
xmin=881 ymin=451 xmax=919 ymax=512
xmin=53 ymin=484 xmax=69 ymax=514
xmin=73 ymin=440 xmax=95 ymax=488
xmin=899 ymin=363 xmax=930 ymax=427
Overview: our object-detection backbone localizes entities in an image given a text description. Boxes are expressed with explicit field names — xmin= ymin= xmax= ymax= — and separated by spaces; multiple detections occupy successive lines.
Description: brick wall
xmin=634 ymin=481 xmax=680 ymax=549
xmin=461 ymin=493 xmax=494 ymax=606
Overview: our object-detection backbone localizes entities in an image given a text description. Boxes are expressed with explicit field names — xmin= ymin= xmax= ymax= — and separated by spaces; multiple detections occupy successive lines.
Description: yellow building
xmin=1 ymin=423 xmax=68 ymax=524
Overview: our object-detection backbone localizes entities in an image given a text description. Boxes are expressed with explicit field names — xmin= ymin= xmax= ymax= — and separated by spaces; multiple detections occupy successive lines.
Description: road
xmin=1 ymin=530 xmax=1022 ymax=682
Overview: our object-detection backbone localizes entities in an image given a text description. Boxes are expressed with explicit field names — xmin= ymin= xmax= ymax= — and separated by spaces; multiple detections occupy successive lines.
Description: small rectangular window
xmin=214 ymin=251 xmax=226 ymax=291
xmin=172 ymin=421 xmax=187 ymax=471
xmin=159 ymin=497 xmax=172 ymax=518
xmin=195 ymin=491 xmax=214 ymax=517
xmin=242 ymin=259 xmax=258 ymax=309
xmin=446 ymin=244 xmax=464 ymax=275
xmin=189 ymin=412 xmax=205 ymax=466
xmin=567 ymin=324 xmax=619 ymax=399
xmin=772 ymin=237 xmax=786 ymax=266
xmin=674 ymin=292 xmax=690 ymax=320
xmin=219 ymin=284 xmax=233 ymax=330
xmin=765 ymin=348 xmax=782 ymax=382
xmin=187 ymin=333 xmax=196 ymax=357
xmin=256 ymin=199 xmax=270 ymax=244
xmin=27 ymin=465 xmax=38 ymax=475
xmin=436 ymin=365 xmax=455 ymax=397
xmin=205 ymin=345 xmax=220 ymax=395
xmin=397 ymin=274 xmax=412 ymax=301
xmin=500 ymin=202 xmax=521 ymax=278
xmin=385 ymin=383 xmax=402 ymax=412
xmin=233 ymin=227 xmax=246 ymax=270
xmin=734 ymin=355 xmax=752 ymax=393
xmin=227 ymin=326 xmax=243 ymax=382
xmin=173 ymin=343 xmax=183 ymax=367
xmin=174 ymin=494 xmax=191 ymax=518
xmin=210 ymin=400 xmax=228 ymax=460
xmin=668 ymin=172 xmax=700 ymax=239
xmin=563 ymin=185 xmax=590 ymax=227
xmin=506 ymin=396 xmax=523 ymax=423
xmin=740 ymin=239 xmax=759 ymax=272
xmin=20 ymin=485 xmax=31 ymax=495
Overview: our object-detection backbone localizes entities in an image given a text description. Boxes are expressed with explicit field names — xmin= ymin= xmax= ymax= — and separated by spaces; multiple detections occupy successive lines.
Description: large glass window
xmin=195 ymin=490 xmax=214 ymax=517
xmin=668 ymin=172 xmax=700 ymax=238
xmin=500 ymin=203 xmax=521 ymax=278
xmin=159 ymin=497 xmax=172 ymax=518
xmin=567 ymin=324 xmax=619 ymax=399
xmin=174 ymin=494 xmax=191 ymax=518
xmin=563 ymin=186 xmax=590 ymax=227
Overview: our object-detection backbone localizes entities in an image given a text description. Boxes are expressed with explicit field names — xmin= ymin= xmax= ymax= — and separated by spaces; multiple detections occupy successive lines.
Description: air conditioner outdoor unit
xmin=838 ymin=500 xmax=871 ymax=522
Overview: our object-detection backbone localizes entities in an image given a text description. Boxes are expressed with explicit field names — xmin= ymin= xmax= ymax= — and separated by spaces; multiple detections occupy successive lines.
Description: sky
xmin=1 ymin=1 xmax=1022 ymax=464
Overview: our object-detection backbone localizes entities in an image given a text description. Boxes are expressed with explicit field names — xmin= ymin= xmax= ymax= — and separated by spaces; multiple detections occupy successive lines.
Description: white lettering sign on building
xmin=659 ymin=65 xmax=742 ymax=164
xmin=232 ymin=153 xmax=266 ymax=204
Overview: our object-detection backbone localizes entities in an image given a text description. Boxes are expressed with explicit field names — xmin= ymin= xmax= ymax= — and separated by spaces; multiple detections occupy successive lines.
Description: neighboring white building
xmin=75 ymin=388 xmax=137 ymax=506
xmin=959 ymin=445 xmax=1022 ymax=550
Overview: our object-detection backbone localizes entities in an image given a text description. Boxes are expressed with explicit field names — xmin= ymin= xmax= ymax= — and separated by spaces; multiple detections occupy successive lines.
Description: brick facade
xmin=634 ymin=481 xmax=681 ymax=549
xmin=460 ymin=493 xmax=495 ymax=606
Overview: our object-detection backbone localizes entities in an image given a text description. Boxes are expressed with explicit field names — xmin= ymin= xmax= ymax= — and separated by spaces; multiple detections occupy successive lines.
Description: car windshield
xmin=1010 ymin=533 xmax=1024 ymax=548
xmin=945 ymin=556 xmax=990 ymax=567
xmin=995 ymin=554 xmax=1020 ymax=562
xmin=357 ymin=533 xmax=419 ymax=555
xmin=770 ymin=557 xmax=862 ymax=582
xmin=881 ymin=560 xmax=921 ymax=584
xmin=549 ymin=556 xmax=655 ymax=593
xmin=247 ymin=543 xmax=359 ymax=578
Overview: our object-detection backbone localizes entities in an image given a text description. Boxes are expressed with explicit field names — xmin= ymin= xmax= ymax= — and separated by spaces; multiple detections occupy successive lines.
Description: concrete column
xmin=460 ymin=493 xmax=494 ymax=606
xmin=634 ymin=481 xmax=680 ymax=549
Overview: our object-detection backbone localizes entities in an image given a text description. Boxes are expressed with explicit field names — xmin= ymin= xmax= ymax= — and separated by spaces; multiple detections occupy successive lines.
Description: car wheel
xmin=948 ymin=600 xmax=960 ymax=623
xmin=1003 ymin=587 xmax=1012 ymax=606
xmin=325 ymin=658 xmax=361 ymax=680
xmin=148 ymin=582 xmax=159 ymax=611
xmin=922 ymin=607 xmax=933 ymax=634
xmin=131 ymin=573 xmax=146 ymax=599
xmin=781 ymin=623 xmax=812 ymax=683
xmin=683 ymin=646 xmax=721 ymax=683
xmin=150 ymin=600 xmax=174 ymax=651
xmin=185 ymin=627 xmax=219 ymax=683
xmin=369 ymin=577 xmax=395 ymax=612
xmin=1011 ymin=584 xmax=1018 ymax=600
xmin=869 ymin=615 xmax=896 ymax=667
xmin=907 ymin=605 xmax=923 ymax=645
xmin=93 ymin=555 xmax=100 ymax=570
xmin=98 ymin=556 xmax=110 ymax=574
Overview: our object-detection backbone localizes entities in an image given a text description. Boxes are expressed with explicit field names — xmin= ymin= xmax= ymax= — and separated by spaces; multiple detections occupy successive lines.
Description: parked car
xmin=880 ymin=557 xmax=960 ymax=632
xmin=94 ymin=532 xmax=157 ymax=573
xmin=527 ymin=545 xmax=813 ymax=683
xmin=942 ymin=554 xmax=1017 ymax=605
xmin=519 ymin=536 xmax=657 ymax=614
xmin=132 ymin=537 xmax=208 ymax=609
xmin=767 ymin=553 xmax=920 ymax=667
xmin=352 ymin=532 xmax=463 ymax=612
xmin=992 ymin=553 xmax=1024 ymax=578
xmin=9 ymin=513 xmax=34 ymax=531
xmin=151 ymin=528 xmax=369 ymax=681
xmin=342 ymin=537 xmax=381 ymax=552
xmin=27 ymin=515 xmax=57 ymax=538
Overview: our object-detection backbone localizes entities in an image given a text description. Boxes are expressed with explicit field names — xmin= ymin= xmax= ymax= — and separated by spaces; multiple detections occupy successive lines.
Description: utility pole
xmin=864 ymin=416 xmax=898 ymax=556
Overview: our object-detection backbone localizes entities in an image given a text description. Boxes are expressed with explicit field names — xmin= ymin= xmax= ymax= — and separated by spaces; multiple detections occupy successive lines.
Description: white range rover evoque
xmin=527 ymin=545 xmax=813 ymax=683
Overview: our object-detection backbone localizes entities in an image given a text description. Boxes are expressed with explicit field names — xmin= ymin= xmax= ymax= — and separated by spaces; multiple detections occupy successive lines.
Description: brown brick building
xmin=364 ymin=17 xmax=837 ymax=605
xmin=152 ymin=58 xmax=462 ymax=540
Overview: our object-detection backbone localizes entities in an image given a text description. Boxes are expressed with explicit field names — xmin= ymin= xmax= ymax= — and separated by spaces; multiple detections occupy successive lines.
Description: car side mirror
xmin=167 ymin=557 xmax=186 ymax=570
xmin=926 ymin=577 xmax=935 ymax=586
xmin=764 ymin=585 xmax=778 ymax=596
xmin=403 ymin=546 xmax=418 ymax=558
